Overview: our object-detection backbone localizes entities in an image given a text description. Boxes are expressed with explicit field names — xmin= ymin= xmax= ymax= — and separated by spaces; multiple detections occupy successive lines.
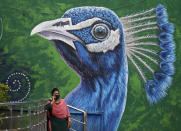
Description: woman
xmin=45 ymin=88 xmax=71 ymax=131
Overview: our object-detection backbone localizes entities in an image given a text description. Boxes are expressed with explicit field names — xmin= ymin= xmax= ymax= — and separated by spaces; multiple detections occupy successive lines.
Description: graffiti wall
xmin=0 ymin=0 xmax=181 ymax=130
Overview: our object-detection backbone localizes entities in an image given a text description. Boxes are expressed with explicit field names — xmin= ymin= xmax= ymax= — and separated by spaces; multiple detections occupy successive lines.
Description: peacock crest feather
xmin=121 ymin=4 xmax=175 ymax=104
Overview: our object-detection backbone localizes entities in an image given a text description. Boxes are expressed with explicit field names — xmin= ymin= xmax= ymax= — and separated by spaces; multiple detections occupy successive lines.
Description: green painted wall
xmin=0 ymin=0 xmax=181 ymax=130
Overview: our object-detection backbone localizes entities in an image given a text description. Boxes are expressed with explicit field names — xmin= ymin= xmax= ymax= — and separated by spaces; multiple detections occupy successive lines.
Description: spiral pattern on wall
xmin=5 ymin=72 xmax=31 ymax=102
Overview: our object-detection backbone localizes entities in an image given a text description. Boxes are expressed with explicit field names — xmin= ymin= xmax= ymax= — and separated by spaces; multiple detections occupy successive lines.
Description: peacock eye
xmin=91 ymin=24 xmax=110 ymax=40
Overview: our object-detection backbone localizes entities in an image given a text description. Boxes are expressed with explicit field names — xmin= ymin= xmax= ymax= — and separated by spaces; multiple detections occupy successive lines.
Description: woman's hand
xmin=68 ymin=120 xmax=72 ymax=128
xmin=68 ymin=117 xmax=72 ymax=128
xmin=51 ymin=96 xmax=55 ymax=104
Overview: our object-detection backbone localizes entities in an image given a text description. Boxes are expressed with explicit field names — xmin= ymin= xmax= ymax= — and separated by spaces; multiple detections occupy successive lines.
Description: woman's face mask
xmin=55 ymin=94 xmax=60 ymax=100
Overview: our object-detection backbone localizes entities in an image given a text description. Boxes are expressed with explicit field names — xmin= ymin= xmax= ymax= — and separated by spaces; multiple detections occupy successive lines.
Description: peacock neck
xmin=80 ymin=63 xmax=128 ymax=111
xmin=65 ymin=51 xmax=128 ymax=131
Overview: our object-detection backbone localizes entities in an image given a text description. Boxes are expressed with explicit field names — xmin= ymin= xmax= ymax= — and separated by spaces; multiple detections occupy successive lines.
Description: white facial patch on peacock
xmin=86 ymin=28 xmax=120 ymax=53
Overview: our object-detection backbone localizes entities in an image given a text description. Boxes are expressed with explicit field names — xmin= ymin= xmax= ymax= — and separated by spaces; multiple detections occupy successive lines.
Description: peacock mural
xmin=31 ymin=4 xmax=175 ymax=131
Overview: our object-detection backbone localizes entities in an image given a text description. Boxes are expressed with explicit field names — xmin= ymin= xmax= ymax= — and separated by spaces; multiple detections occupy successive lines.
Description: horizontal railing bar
xmin=0 ymin=126 xmax=30 ymax=131
xmin=0 ymin=99 xmax=49 ymax=106
xmin=31 ymin=120 xmax=47 ymax=128
xmin=67 ymin=105 xmax=84 ymax=113
xmin=0 ymin=120 xmax=47 ymax=130
xmin=70 ymin=112 xmax=103 ymax=115
xmin=0 ymin=110 xmax=46 ymax=120
xmin=70 ymin=128 xmax=77 ymax=131
xmin=0 ymin=109 xmax=45 ymax=113
xmin=71 ymin=118 xmax=84 ymax=124
xmin=0 ymin=114 xmax=29 ymax=120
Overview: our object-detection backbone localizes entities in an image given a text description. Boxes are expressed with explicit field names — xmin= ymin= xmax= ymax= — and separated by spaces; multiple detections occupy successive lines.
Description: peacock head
xmin=31 ymin=7 xmax=125 ymax=77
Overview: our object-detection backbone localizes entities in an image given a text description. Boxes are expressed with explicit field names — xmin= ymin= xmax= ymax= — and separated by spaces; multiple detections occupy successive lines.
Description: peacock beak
xmin=31 ymin=18 xmax=83 ymax=49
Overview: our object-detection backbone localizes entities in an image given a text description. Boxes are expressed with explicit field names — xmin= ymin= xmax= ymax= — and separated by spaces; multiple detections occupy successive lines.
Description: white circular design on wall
xmin=6 ymin=72 xmax=31 ymax=102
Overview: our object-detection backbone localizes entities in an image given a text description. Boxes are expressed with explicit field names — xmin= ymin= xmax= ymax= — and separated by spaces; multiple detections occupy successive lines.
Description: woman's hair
xmin=51 ymin=88 xmax=59 ymax=96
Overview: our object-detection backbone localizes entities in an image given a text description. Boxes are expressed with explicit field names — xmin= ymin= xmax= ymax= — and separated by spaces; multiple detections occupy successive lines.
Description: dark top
xmin=45 ymin=99 xmax=70 ymax=131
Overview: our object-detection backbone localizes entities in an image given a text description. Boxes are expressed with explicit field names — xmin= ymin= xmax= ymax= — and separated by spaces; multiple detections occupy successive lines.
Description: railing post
xmin=28 ymin=104 xmax=31 ymax=131
xmin=20 ymin=105 xmax=23 ymax=115
xmin=83 ymin=110 xmax=87 ymax=131
xmin=32 ymin=104 xmax=36 ymax=130
xmin=37 ymin=104 xmax=40 ymax=131
xmin=42 ymin=104 xmax=46 ymax=131
xmin=20 ymin=105 xmax=24 ymax=128
xmin=39 ymin=104 xmax=42 ymax=131
xmin=10 ymin=105 xmax=13 ymax=129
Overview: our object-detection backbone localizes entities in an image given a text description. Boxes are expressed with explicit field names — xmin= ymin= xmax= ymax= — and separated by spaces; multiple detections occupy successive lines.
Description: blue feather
xmin=156 ymin=4 xmax=168 ymax=26
xmin=160 ymin=61 xmax=175 ymax=75
xmin=159 ymin=49 xmax=175 ymax=62
xmin=146 ymin=80 xmax=166 ymax=104
xmin=160 ymin=41 xmax=175 ymax=50
xmin=145 ymin=4 xmax=175 ymax=104
xmin=154 ymin=73 xmax=172 ymax=89
xmin=158 ymin=32 xmax=173 ymax=43
xmin=155 ymin=4 xmax=165 ymax=12
xmin=146 ymin=73 xmax=172 ymax=104
xmin=160 ymin=23 xmax=174 ymax=34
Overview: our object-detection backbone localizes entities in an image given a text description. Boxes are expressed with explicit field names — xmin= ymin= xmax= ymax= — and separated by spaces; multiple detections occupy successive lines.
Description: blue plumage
xmin=146 ymin=4 xmax=175 ymax=104
xmin=62 ymin=7 xmax=119 ymax=30
xmin=31 ymin=4 xmax=175 ymax=131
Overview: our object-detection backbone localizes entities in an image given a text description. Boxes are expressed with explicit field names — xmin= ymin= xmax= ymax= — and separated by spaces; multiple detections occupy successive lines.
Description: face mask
xmin=55 ymin=94 xmax=60 ymax=100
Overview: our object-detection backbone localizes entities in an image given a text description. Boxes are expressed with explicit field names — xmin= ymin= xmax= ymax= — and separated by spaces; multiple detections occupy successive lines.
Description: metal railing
xmin=67 ymin=105 xmax=87 ymax=131
xmin=0 ymin=99 xmax=48 ymax=131
xmin=0 ymin=99 xmax=87 ymax=131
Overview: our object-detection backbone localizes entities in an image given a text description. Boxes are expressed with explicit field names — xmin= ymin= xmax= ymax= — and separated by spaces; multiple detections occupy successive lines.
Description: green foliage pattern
xmin=0 ymin=83 xmax=10 ymax=102
xmin=0 ymin=83 xmax=10 ymax=126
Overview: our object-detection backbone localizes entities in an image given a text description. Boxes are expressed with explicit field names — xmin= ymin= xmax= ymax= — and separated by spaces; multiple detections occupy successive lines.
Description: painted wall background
xmin=0 ymin=0 xmax=181 ymax=130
